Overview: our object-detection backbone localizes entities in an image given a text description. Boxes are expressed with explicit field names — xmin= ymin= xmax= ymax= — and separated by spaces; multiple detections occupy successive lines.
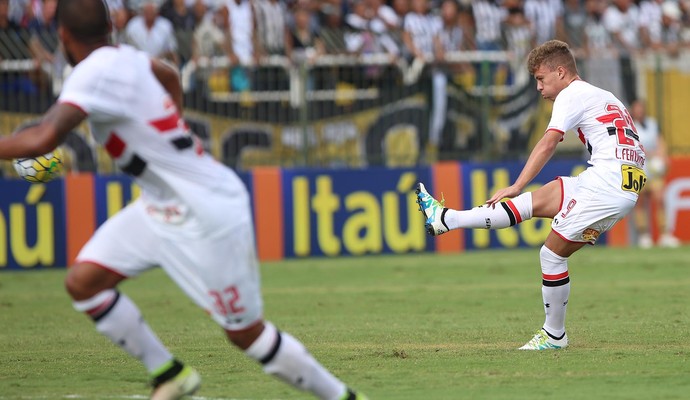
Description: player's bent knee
xmin=225 ymin=320 xmax=265 ymax=350
xmin=64 ymin=263 xmax=124 ymax=301
xmin=540 ymin=245 xmax=568 ymax=274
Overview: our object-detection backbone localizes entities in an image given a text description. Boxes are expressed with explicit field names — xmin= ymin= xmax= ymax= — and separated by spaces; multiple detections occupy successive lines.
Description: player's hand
xmin=485 ymin=185 xmax=522 ymax=208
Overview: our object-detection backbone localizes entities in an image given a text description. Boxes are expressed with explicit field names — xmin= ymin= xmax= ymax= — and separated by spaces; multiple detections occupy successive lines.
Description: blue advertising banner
xmin=0 ymin=180 xmax=66 ymax=270
xmin=282 ymin=166 xmax=432 ymax=257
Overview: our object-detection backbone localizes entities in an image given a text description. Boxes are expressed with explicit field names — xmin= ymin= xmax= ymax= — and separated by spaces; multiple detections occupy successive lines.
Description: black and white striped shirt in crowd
xmin=524 ymin=0 xmax=563 ymax=44
xmin=254 ymin=0 xmax=287 ymax=55
xmin=471 ymin=0 xmax=506 ymax=46
xmin=502 ymin=22 xmax=535 ymax=60
xmin=404 ymin=11 xmax=442 ymax=58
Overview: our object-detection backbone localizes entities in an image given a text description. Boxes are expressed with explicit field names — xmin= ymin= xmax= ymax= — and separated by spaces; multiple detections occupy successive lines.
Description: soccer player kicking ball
xmin=417 ymin=40 xmax=646 ymax=350
xmin=0 ymin=0 xmax=367 ymax=399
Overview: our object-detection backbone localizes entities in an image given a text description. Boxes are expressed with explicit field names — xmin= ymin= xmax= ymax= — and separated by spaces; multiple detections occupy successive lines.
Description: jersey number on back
xmin=596 ymin=104 xmax=639 ymax=147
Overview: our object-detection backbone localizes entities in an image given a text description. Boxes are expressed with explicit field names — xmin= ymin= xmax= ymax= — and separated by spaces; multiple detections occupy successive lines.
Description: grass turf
xmin=1 ymin=246 xmax=689 ymax=399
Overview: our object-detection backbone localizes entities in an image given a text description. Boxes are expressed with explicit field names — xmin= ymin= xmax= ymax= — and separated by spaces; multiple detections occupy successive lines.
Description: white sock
xmin=443 ymin=192 xmax=533 ymax=230
xmin=246 ymin=322 xmax=348 ymax=400
xmin=73 ymin=290 xmax=173 ymax=374
xmin=540 ymin=246 xmax=570 ymax=339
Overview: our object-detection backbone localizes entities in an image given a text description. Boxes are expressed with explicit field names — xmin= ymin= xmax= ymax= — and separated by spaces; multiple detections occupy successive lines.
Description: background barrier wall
xmin=4 ymin=157 xmax=689 ymax=270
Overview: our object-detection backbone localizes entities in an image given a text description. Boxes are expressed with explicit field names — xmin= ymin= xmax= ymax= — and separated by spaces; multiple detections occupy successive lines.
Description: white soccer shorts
xmin=551 ymin=169 xmax=637 ymax=244
xmin=76 ymin=200 xmax=263 ymax=331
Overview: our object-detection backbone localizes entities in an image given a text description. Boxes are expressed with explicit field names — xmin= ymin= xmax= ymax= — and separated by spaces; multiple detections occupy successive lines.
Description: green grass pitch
xmin=1 ymin=246 xmax=689 ymax=399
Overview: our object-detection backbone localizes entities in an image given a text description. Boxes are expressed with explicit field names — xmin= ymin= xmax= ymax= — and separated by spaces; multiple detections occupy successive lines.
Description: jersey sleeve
xmin=58 ymin=57 xmax=127 ymax=122
xmin=547 ymin=87 xmax=584 ymax=137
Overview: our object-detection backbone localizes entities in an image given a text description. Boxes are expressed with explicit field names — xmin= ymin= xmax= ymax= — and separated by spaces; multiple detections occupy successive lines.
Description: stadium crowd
xmin=2 ymin=0 xmax=689 ymax=85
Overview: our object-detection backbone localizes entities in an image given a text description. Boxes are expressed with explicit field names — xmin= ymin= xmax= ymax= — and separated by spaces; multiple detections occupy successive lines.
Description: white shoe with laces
xmin=519 ymin=329 xmax=568 ymax=350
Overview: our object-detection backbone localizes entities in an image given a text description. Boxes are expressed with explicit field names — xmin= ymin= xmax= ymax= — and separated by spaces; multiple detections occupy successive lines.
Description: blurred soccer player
xmin=0 ymin=0 xmax=367 ymax=398
xmin=417 ymin=40 xmax=646 ymax=350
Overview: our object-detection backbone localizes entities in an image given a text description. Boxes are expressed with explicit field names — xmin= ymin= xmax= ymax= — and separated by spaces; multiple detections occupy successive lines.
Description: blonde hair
xmin=527 ymin=40 xmax=578 ymax=75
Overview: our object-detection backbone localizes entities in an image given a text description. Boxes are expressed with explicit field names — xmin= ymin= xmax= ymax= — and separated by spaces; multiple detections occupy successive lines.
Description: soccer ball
xmin=13 ymin=150 xmax=63 ymax=183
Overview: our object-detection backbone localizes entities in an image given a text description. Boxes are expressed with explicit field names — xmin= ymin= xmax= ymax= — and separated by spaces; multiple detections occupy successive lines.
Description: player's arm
xmin=0 ymin=103 xmax=86 ymax=159
xmin=486 ymin=129 xmax=562 ymax=206
xmin=151 ymin=58 xmax=183 ymax=113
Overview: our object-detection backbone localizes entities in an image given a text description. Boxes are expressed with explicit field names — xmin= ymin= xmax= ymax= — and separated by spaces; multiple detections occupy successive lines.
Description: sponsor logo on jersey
xmin=621 ymin=164 xmax=647 ymax=194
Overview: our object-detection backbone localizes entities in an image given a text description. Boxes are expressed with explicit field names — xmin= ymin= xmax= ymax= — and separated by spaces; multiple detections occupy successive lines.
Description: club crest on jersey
xmin=581 ymin=228 xmax=600 ymax=242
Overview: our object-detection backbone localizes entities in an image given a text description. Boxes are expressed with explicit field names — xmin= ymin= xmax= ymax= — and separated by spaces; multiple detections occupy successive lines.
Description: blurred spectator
xmin=160 ymin=0 xmax=196 ymax=31
xmin=457 ymin=2 xmax=476 ymax=51
xmin=227 ymin=0 xmax=254 ymax=91
xmin=19 ymin=0 xmax=40 ymax=27
xmin=285 ymin=2 xmax=325 ymax=91
xmin=366 ymin=0 xmax=399 ymax=29
xmin=106 ymin=0 xmax=129 ymax=45
xmin=192 ymin=2 xmax=231 ymax=63
xmin=523 ymin=0 xmax=563 ymax=45
xmin=0 ymin=0 xmax=23 ymax=61
xmin=581 ymin=0 xmax=623 ymax=102
xmin=286 ymin=3 xmax=325 ymax=64
xmin=558 ymin=0 xmax=587 ymax=55
xmin=0 ymin=0 xmax=19 ymax=33
xmin=630 ymin=99 xmax=680 ymax=248
xmin=253 ymin=0 xmax=287 ymax=58
xmin=431 ymin=0 xmax=473 ymax=154
xmin=402 ymin=0 xmax=440 ymax=61
xmin=501 ymin=0 xmax=535 ymax=83
xmin=27 ymin=0 xmax=57 ymax=65
xmin=226 ymin=0 xmax=253 ymax=65
xmin=390 ymin=0 xmax=409 ymax=25
xmin=638 ymin=0 xmax=663 ymax=49
xmin=191 ymin=0 xmax=207 ymax=25
xmin=603 ymin=0 xmax=640 ymax=104
xmin=583 ymin=0 xmax=614 ymax=55
xmin=110 ymin=6 xmax=130 ymax=44
xmin=436 ymin=0 xmax=474 ymax=67
xmin=8 ymin=0 xmax=27 ymax=25
xmin=471 ymin=0 xmax=505 ymax=85
xmin=318 ymin=0 xmax=346 ymax=53
xmin=125 ymin=0 xmax=179 ymax=65
xmin=647 ymin=1 xmax=684 ymax=55
xmin=471 ymin=0 xmax=504 ymax=51
xmin=192 ymin=3 xmax=233 ymax=92
xmin=345 ymin=0 xmax=397 ymax=58
xmin=402 ymin=0 xmax=446 ymax=160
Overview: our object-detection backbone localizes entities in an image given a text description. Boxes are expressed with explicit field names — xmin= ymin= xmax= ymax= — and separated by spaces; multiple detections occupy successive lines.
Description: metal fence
xmin=2 ymin=28 xmax=688 ymax=176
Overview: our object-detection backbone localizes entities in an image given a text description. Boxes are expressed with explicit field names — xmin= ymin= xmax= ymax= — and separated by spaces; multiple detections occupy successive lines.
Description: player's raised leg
xmin=64 ymin=263 xmax=200 ymax=399
xmin=416 ymin=180 xmax=567 ymax=236
xmin=416 ymin=181 xmax=533 ymax=236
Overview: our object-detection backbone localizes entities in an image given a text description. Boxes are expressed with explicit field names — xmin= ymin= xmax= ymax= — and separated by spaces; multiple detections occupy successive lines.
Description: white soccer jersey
xmin=547 ymin=80 xmax=646 ymax=201
xmin=58 ymin=45 xmax=250 ymax=238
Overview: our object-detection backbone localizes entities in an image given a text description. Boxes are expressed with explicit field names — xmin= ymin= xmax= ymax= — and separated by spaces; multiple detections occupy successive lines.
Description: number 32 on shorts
xmin=621 ymin=164 xmax=647 ymax=194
